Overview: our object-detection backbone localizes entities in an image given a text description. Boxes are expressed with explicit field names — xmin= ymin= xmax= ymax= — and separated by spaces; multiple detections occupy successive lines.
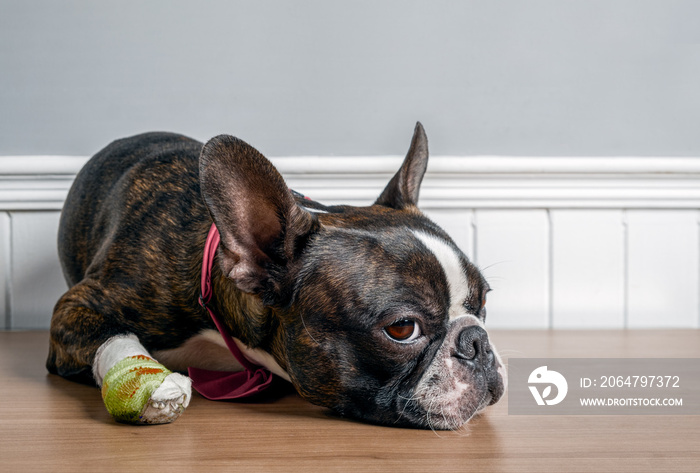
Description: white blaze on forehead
xmin=412 ymin=231 xmax=470 ymax=320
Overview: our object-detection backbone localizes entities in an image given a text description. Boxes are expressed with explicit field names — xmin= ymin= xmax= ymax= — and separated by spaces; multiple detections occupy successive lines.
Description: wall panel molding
xmin=2 ymin=156 xmax=700 ymax=211
xmin=1 ymin=155 xmax=699 ymax=329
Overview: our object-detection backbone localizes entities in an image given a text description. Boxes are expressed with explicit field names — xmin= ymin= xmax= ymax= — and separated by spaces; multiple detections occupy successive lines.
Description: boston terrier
xmin=46 ymin=123 xmax=505 ymax=430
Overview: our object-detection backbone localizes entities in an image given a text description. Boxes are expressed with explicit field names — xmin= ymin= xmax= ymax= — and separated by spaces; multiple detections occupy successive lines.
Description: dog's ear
xmin=375 ymin=122 xmax=429 ymax=209
xmin=199 ymin=135 xmax=318 ymax=297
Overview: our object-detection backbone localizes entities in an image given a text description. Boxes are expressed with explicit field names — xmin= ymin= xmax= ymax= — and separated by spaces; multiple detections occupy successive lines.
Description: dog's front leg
xmin=94 ymin=334 xmax=192 ymax=424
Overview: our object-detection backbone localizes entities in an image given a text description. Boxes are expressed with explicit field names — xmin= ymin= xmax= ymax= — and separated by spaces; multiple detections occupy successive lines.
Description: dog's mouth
xmin=395 ymin=364 xmax=505 ymax=430
xmin=392 ymin=332 xmax=506 ymax=430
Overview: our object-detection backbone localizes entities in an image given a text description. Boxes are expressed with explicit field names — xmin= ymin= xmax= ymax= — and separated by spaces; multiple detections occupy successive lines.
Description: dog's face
xmin=199 ymin=123 xmax=505 ymax=429
xmin=284 ymin=212 xmax=505 ymax=429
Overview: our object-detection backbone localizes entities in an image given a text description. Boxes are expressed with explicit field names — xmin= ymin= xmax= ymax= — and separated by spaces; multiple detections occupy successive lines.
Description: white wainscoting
xmin=1 ymin=155 xmax=699 ymax=330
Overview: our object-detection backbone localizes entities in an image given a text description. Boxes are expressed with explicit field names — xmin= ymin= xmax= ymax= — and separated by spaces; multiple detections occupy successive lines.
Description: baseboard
xmin=2 ymin=155 xmax=699 ymax=329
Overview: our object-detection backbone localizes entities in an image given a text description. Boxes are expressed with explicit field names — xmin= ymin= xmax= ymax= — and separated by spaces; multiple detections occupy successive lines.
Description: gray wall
xmin=1 ymin=0 xmax=699 ymax=157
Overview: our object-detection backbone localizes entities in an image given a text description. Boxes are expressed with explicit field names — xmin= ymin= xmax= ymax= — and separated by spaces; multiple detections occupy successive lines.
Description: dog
xmin=46 ymin=123 xmax=505 ymax=429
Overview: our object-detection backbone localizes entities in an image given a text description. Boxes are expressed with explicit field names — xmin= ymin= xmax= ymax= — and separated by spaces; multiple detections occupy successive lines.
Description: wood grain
xmin=1 ymin=330 xmax=698 ymax=472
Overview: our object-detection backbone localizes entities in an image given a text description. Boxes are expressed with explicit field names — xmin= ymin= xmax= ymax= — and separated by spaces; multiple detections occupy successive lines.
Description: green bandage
xmin=101 ymin=355 xmax=172 ymax=424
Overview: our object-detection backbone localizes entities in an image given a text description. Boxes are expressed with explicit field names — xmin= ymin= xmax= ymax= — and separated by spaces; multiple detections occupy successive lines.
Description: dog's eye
xmin=465 ymin=294 xmax=488 ymax=316
xmin=384 ymin=319 xmax=421 ymax=343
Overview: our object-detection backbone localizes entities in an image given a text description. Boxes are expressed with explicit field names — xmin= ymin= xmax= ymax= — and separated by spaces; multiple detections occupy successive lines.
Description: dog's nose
xmin=455 ymin=325 xmax=494 ymax=367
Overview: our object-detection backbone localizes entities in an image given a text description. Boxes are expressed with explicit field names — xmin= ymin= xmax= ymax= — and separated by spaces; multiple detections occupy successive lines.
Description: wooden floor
xmin=1 ymin=330 xmax=698 ymax=473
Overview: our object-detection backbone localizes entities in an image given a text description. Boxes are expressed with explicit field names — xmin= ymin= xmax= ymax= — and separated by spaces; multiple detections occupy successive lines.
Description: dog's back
xmin=58 ymin=132 xmax=205 ymax=286
xmin=49 ymin=132 xmax=212 ymax=382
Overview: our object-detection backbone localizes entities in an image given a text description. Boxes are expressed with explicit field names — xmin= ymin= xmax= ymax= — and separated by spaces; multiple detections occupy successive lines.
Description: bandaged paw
xmin=138 ymin=372 xmax=191 ymax=424
xmin=101 ymin=355 xmax=192 ymax=424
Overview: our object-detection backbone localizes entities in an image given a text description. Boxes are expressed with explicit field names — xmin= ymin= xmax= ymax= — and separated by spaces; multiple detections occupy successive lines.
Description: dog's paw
xmin=101 ymin=355 xmax=191 ymax=425
xmin=138 ymin=373 xmax=192 ymax=425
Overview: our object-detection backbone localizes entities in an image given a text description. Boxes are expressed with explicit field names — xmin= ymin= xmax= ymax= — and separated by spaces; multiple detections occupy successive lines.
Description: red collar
xmin=187 ymin=223 xmax=274 ymax=400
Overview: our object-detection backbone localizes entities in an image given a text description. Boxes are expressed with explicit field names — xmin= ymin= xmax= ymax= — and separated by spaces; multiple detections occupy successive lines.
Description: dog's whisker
xmin=300 ymin=313 xmax=320 ymax=346
xmin=478 ymin=260 xmax=511 ymax=273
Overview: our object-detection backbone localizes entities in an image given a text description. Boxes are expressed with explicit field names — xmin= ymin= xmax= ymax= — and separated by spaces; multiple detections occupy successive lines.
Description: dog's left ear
xmin=199 ymin=135 xmax=318 ymax=297
xmin=375 ymin=122 xmax=429 ymax=209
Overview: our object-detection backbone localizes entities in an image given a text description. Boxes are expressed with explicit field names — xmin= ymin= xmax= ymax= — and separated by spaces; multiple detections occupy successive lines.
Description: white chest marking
xmin=412 ymin=231 xmax=470 ymax=321
xmin=233 ymin=335 xmax=291 ymax=382
xmin=153 ymin=330 xmax=291 ymax=382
